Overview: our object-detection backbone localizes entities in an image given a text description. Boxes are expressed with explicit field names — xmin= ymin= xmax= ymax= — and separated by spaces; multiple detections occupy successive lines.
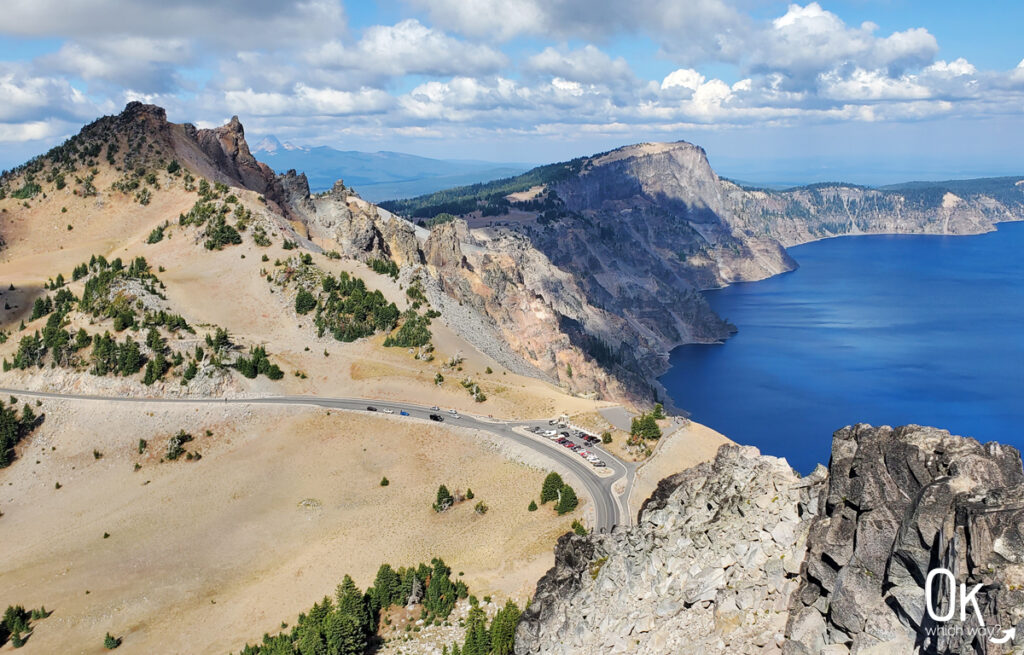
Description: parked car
xmin=431 ymin=406 xmax=440 ymax=411
xmin=429 ymin=414 xmax=444 ymax=422
xmin=448 ymin=409 xmax=458 ymax=415
xmin=548 ymin=419 xmax=557 ymax=425
xmin=383 ymin=408 xmax=394 ymax=414
xmin=399 ymin=410 xmax=410 ymax=416
xmin=366 ymin=406 xmax=378 ymax=412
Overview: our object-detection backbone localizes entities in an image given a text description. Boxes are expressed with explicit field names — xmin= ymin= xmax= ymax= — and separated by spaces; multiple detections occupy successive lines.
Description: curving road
xmin=0 ymin=388 xmax=633 ymax=532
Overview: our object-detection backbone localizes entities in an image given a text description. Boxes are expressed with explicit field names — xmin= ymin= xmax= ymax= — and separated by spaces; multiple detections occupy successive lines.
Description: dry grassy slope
xmin=0 ymin=120 xmax=605 ymax=418
xmin=0 ymin=400 xmax=572 ymax=654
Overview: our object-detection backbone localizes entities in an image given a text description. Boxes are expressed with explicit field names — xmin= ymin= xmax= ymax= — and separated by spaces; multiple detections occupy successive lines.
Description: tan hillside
xmin=0 ymin=399 xmax=573 ymax=654
xmin=0 ymin=102 xmax=610 ymax=418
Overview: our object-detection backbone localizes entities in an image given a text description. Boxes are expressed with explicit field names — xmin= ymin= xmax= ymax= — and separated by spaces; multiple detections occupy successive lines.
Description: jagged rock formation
xmin=423 ymin=222 xmax=465 ymax=268
xmin=516 ymin=425 xmax=1024 ymax=655
xmin=789 ymin=425 xmax=1024 ymax=655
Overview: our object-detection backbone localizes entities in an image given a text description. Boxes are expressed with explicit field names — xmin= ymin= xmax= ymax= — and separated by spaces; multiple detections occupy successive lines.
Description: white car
xmin=543 ymin=430 xmax=557 ymax=437
xmin=431 ymin=406 xmax=440 ymax=411
xmin=448 ymin=409 xmax=458 ymax=415
xmin=383 ymin=408 xmax=394 ymax=414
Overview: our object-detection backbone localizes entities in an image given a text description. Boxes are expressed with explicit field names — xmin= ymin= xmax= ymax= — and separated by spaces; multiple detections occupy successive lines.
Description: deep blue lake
xmin=660 ymin=221 xmax=1024 ymax=473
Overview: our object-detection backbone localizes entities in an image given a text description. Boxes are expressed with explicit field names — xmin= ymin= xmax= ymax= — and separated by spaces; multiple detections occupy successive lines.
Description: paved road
xmin=0 ymin=388 xmax=631 ymax=532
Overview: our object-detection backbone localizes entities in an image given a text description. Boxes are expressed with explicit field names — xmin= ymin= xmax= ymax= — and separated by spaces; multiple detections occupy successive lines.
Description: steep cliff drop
xmin=515 ymin=425 xmax=1024 ymax=655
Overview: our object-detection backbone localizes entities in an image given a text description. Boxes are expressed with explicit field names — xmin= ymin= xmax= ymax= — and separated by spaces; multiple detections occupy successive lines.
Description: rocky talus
xmin=516 ymin=425 xmax=1024 ymax=655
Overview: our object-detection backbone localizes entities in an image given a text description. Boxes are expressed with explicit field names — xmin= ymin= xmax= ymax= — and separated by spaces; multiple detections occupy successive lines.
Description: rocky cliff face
xmin=516 ymin=425 xmax=1024 ymax=655
xmin=723 ymin=182 xmax=1023 ymax=247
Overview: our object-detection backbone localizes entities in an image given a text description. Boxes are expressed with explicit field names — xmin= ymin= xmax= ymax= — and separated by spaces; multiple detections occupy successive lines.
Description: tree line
xmin=0 ymin=398 xmax=43 ymax=468
xmin=234 ymin=557 xmax=513 ymax=655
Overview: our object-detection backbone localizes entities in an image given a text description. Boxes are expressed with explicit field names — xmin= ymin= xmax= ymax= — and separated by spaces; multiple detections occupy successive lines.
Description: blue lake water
xmin=660 ymin=221 xmax=1024 ymax=473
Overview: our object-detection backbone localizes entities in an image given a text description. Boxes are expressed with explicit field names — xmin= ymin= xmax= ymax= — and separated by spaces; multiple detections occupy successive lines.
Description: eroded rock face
xmin=516 ymin=426 xmax=1024 ymax=655
xmin=193 ymin=115 xmax=278 ymax=198
xmin=424 ymin=222 xmax=465 ymax=268
xmin=517 ymin=445 xmax=825 ymax=654
xmin=787 ymin=424 xmax=1024 ymax=655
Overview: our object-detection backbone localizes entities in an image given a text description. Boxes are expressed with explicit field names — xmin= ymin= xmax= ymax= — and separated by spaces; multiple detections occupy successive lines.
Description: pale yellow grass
xmin=0 ymin=400 xmax=569 ymax=654
xmin=629 ymin=420 xmax=732 ymax=515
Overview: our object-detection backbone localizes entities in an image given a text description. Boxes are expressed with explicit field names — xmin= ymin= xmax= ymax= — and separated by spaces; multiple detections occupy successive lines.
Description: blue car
xmin=399 ymin=410 xmax=410 ymax=416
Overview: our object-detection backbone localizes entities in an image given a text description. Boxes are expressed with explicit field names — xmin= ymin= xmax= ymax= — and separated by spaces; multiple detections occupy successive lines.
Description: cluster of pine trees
xmin=309 ymin=271 xmax=401 ymax=342
xmin=235 ymin=345 xmax=284 ymax=380
xmin=539 ymin=472 xmax=578 ymax=515
xmin=368 ymin=258 xmax=399 ymax=279
xmin=90 ymin=332 xmax=145 ymax=376
xmin=445 ymin=597 xmax=520 ymax=655
xmin=383 ymin=311 xmax=432 ymax=349
xmin=1 ymin=604 xmax=51 ymax=648
xmin=204 ymin=213 xmax=243 ymax=250
xmin=0 ymin=399 xmax=42 ymax=467
xmin=6 ymin=289 xmax=84 ymax=370
xmin=237 ymin=558 xmax=471 ymax=655
xmin=629 ymin=405 xmax=664 ymax=440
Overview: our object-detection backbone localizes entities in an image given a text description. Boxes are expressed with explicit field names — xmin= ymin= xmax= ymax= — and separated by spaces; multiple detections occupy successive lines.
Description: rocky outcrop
xmin=516 ymin=425 xmax=1024 ymax=655
xmin=423 ymin=222 xmax=465 ymax=268
xmin=193 ymin=116 xmax=276 ymax=195
xmin=788 ymin=424 xmax=1024 ymax=655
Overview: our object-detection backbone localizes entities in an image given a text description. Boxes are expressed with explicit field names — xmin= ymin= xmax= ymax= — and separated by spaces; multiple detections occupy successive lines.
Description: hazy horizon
xmin=0 ymin=1 xmax=1021 ymax=184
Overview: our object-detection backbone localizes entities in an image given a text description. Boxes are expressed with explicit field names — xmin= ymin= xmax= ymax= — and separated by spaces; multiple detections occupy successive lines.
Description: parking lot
xmin=522 ymin=421 xmax=608 ymax=468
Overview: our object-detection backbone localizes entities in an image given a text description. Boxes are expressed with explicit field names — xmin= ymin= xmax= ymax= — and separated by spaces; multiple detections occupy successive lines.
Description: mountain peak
xmin=253 ymin=135 xmax=307 ymax=154
xmin=590 ymin=140 xmax=705 ymax=167
xmin=253 ymin=135 xmax=284 ymax=154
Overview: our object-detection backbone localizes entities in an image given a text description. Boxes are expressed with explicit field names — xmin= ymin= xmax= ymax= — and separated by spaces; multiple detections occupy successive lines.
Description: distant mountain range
xmin=251 ymin=135 xmax=531 ymax=202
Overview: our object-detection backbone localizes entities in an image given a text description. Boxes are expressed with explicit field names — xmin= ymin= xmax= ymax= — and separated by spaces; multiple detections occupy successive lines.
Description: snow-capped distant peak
xmin=253 ymin=135 xmax=283 ymax=154
xmin=253 ymin=135 xmax=307 ymax=154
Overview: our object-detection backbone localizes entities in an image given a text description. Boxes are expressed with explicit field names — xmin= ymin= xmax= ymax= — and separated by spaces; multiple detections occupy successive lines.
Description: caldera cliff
xmin=516 ymin=424 xmax=1024 ymax=655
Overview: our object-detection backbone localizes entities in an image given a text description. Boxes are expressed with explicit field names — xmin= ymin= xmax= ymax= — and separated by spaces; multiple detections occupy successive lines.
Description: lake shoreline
xmin=659 ymin=220 xmax=1024 ymax=472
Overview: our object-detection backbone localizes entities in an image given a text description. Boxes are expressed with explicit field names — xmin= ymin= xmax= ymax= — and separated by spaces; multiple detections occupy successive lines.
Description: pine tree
xmin=489 ymin=600 xmax=521 ymax=655
xmin=145 ymin=328 xmax=165 ymax=353
xmin=328 ymin=611 xmax=366 ymax=655
xmin=528 ymin=499 xmax=538 ymax=511
xmin=461 ymin=605 xmax=490 ymax=655
xmin=295 ymin=289 xmax=317 ymax=315
xmin=652 ymin=403 xmax=665 ymax=419
xmin=556 ymin=484 xmax=578 ymax=515
xmin=540 ymin=472 xmax=563 ymax=504
xmin=433 ymin=484 xmax=454 ymax=512
xmin=425 ymin=558 xmax=457 ymax=618
xmin=335 ymin=575 xmax=370 ymax=637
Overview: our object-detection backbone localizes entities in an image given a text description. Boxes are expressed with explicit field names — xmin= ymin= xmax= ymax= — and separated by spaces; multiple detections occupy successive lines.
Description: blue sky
xmin=0 ymin=0 xmax=1021 ymax=184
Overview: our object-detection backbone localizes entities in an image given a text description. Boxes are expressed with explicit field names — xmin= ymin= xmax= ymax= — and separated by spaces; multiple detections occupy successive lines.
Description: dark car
xmin=429 ymin=414 xmax=444 ymax=422
xmin=366 ymin=406 xmax=378 ymax=411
